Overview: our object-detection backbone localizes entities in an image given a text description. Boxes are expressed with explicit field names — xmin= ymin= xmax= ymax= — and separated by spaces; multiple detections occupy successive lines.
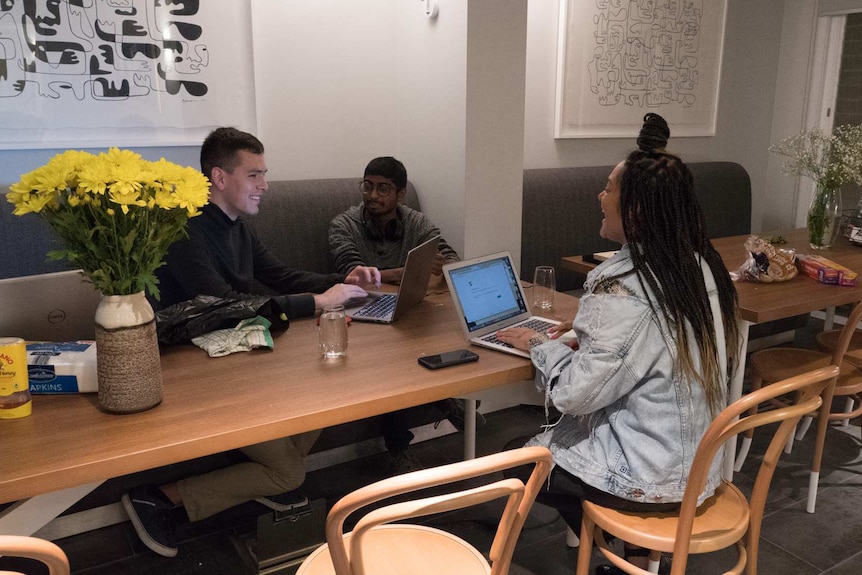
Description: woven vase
xmin=95 ymin=292 xmax=163 ymax=414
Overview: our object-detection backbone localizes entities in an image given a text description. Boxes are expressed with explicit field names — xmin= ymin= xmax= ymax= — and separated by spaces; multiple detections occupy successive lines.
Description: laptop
xmin=0 ymin=270 xmax=101 ymax=341
xmin=443 ymin=252 xmax=559 ymax=358
xmin=344 ymin=235 xmax=440 ymax=324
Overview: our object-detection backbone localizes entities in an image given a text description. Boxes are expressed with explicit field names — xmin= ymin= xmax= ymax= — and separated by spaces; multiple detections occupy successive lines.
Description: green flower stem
xmin=807 ymin=186 xmax=839 ymax=248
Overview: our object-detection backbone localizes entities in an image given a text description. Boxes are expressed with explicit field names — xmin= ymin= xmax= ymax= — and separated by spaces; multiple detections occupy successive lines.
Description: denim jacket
xmin=527 ymin=244 xmax=727 ymax=505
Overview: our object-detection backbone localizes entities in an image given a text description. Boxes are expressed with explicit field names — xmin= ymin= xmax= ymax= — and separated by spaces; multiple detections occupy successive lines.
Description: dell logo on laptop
xmin=47 ymin=309 xmax=67 ymax=324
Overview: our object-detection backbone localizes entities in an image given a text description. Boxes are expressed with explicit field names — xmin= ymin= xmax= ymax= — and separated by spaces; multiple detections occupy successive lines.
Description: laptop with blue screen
xmin=344 ymin=235 xmax=440 ymax=324
xmin=443 ymin=252 xmax=559 ymax=358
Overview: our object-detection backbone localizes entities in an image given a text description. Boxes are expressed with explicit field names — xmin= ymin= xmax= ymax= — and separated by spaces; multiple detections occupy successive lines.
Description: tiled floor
xmin=5 ymin=320 xmax=862 ymax=575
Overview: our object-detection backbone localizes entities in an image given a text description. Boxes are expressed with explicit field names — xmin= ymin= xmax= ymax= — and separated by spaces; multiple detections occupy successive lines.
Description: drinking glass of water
xmin=533 ymin=266 xmax=556 ymax=311
xmin=319 ymin=305 xmax=348 ymax=358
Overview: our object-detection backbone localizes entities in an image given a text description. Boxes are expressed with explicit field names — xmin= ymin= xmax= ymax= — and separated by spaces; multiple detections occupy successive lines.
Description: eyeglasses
xmin=360 ymin=180 xmax=397 ymax=197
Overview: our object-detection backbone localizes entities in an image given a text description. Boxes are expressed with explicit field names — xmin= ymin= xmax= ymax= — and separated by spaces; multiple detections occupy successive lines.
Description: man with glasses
xmin=329 ymin=156 xmax=459 ymax=285
xmin=329 ymin=156 xmax=468 ymax=473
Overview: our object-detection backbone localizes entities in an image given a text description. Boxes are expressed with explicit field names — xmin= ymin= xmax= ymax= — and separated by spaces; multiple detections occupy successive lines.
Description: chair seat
xmin=816 ymin=329 xmax=862 ymax=368
xmin=583 ymin=482 xmax=749 ymax=555
xmin=750 ymin=348 xmax=862 ymax=394
xmin=297 ymin=524 xmax=490 ymax=575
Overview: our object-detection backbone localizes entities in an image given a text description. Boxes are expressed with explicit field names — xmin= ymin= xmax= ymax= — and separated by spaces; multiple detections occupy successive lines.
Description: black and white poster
xmin=555 ymin=0 xmax=726 ymax=139
xmin=0 ymin=0 xmax=255 ymax=148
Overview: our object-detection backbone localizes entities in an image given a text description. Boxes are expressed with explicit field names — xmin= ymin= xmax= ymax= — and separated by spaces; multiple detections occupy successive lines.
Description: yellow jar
xmin=0 ymin=337 xmax=32 ymax=419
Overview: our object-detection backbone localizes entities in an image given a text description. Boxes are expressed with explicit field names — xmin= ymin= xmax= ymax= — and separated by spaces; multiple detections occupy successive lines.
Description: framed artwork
xmin=0 ymin=1 xmax=256 ymax=149
xmin=555 ymin=0 xmax=727 ymax=139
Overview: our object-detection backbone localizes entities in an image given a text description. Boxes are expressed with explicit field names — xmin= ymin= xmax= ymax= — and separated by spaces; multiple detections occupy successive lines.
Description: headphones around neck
xmin=361 ymin=206 xmax=404 ymax=241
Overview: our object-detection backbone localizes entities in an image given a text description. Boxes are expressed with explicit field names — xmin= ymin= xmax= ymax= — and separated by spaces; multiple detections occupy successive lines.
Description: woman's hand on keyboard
xmin=495 ymin=327 xmax=539 ymax=351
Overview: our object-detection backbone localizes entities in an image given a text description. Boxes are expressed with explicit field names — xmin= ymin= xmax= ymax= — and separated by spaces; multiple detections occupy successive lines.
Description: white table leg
xmin=463 ymin=398 xmax=477 ymax=459
xmin=725 ymin=320 xmax=751 ymax=480
xmin=0 ymin=482 xmax=102 ymax=535
xmin=824 ymin=306 xmax=836 ymax=331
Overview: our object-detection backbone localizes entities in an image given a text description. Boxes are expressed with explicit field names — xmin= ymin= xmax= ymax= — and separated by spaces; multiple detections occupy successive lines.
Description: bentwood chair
xmin=814 ymin=320 xmax=862 ymax=424
xmin=295 ymin=446 xmax=552 ymax=575
xmin=735 ymin=299 xmax=862 ymax=512
xmin=0 ymin=535 xmax=70 ymax=575
xmin=575 ymin=366 xmax=839 ymax=575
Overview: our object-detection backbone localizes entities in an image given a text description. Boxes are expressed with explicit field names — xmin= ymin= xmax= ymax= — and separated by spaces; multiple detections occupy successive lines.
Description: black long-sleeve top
xmin=152 ymin=203 xmax=345 ymax=319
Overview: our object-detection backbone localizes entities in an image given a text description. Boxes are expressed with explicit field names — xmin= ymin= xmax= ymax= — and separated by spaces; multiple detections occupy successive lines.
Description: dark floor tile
xmin=75 ymin=532 xmax=253 ymax=575
xmin=59 ymin=523 xmax=135 ymax=573
xmin=54 ymin=400 xmax=862 ymax=575
xmin=760 ymin=483 xmax=862 ymax=571
xmin=512 ymin=530 xmax=583 ymax=575
xmin=824 ymin=550 xmax=862 ymax=575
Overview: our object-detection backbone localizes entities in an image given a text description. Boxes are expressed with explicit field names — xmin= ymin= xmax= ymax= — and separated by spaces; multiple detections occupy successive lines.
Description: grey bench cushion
xmin=521 ymin=162 xmax=752 ymax=292
xmin=247 ymin=178 xmax=420 ymax=275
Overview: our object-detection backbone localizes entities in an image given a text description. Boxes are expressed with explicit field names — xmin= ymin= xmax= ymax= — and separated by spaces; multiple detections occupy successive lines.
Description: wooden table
xmin=564 ymin=228 xmax=862 ymax=324
xmin=0 ymin=287 xmax=578 ymax=534
xmin=563 ymin=228 xmax=862 ymax=476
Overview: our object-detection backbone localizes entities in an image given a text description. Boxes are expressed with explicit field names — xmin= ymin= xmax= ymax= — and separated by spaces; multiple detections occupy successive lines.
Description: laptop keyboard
xmin=355 ymin=294 xmax=397 ymax=318
xmin=480 ymin=318 xmax=557 ymax=348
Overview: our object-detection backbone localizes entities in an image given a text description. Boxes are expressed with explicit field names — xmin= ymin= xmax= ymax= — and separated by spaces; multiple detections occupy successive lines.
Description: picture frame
xmin=0 ymin=1 xmax=256 ymax=149
xmin=554 ymin=0 xmax=727 ymax=139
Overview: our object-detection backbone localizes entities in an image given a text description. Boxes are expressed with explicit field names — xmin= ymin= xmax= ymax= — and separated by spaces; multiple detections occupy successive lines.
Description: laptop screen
xmin=446 ymin=254 xmax=528 ymax=334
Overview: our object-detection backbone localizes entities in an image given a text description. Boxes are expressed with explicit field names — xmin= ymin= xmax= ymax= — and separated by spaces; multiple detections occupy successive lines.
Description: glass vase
xmin=807 ymin=185 xmax=842 ymax=250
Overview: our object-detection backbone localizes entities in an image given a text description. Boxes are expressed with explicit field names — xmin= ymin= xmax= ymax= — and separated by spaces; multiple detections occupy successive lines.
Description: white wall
xmin=251 ymin=0 xmax=398 ymax=181
xmin=0 ymin=0 xmax=820 ymax=241
xmin=763 ymin=2 xmax=821 ymax=230
xmin=523 ymin=0 xmax=788 ymax=234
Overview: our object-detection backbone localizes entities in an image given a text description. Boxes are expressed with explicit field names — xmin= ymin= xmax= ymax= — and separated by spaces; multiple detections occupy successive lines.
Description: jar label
xmin=0 ymin=337 xmax=28 ymax=396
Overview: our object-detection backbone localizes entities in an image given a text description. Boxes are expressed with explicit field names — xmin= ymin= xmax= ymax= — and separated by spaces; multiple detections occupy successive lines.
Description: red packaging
xmin=795 ymin=254 xmax=857 ymax=286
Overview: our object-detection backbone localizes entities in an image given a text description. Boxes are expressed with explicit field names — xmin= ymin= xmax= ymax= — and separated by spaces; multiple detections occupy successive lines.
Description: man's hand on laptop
xmin=314 ymin=284 xmax=369 ymax=312
xmin=345 ymin=265 xmax=381 ymax=289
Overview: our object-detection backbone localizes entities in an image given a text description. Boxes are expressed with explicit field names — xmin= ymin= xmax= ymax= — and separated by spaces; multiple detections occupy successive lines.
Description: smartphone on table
xmin=418 ymin=349 xmax=479 ymax=370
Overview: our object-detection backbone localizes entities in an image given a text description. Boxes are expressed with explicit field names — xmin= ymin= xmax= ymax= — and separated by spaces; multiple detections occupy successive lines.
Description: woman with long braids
xmin=497 ymin=113 xmax=741 ymax=574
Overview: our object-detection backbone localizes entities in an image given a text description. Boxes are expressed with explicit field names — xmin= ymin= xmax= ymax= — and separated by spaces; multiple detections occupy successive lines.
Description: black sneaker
xmin=434 ymin=398 xmax=485 ymax=432
xmin=121 ymin=486 xmax=178 ymax=558
xmin=255 ymin=489 xmax=310 ymax=512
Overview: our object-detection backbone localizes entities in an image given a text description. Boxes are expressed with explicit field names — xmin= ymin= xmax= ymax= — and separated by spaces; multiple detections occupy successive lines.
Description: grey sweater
xmin=329 ymin=203 xmax=459 ymax=273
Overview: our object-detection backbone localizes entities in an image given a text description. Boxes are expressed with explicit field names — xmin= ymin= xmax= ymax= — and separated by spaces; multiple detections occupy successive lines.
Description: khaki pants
xmin=177 ymin=429 xmax=321 ymax=522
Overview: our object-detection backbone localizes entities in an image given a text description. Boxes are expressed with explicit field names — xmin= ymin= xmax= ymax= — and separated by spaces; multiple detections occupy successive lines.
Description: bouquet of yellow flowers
xmin=6 ymin=148 xmax=209 ymax=298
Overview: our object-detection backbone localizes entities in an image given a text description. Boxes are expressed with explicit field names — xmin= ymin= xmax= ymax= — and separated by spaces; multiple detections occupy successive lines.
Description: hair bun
xmin=637 ymin=113 xmax=670 ymax=152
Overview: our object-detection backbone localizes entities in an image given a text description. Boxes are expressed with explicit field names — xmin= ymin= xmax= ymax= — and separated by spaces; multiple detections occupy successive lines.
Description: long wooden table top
xmin=562 ymin=228 xmax=862 ymax=324
xmin=0 ymin=288 xmax=579 ymax=504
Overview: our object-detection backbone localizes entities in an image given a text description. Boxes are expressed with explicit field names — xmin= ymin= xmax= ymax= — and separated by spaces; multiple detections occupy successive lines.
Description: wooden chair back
xmin=578 ymin=366 xmax=840 ymax=575
xmin=0 ymin=535 xmax=70 ymax=575
xmin=300 ymin=445 xmax=552 ymax=575
xmin=672 ymin=365 xmax=839 ymax=573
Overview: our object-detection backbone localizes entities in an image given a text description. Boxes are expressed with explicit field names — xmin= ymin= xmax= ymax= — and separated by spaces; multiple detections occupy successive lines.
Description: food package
xmin=730 ymin=235 xmax=798 ymax=283
xmin=795 ymin=254 xmax=857 ymax=286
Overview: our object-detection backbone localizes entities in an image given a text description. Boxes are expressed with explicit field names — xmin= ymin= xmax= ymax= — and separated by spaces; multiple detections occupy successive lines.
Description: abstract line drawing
xmin=556 ymin=0 xmax=726 ymax=139
xmin=0 ymin=0 xmax=209 ymax=102
xmin=0 ymin=1 xmax=254 ymax=149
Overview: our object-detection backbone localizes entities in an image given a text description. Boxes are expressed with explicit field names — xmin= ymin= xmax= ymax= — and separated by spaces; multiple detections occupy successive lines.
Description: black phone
xmin=418 ymin=349 xmax=479 ymax=370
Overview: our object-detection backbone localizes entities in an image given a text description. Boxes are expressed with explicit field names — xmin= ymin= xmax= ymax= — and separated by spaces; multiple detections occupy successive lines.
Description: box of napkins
xmin=27 ymin=341 xmax=98 ymax=393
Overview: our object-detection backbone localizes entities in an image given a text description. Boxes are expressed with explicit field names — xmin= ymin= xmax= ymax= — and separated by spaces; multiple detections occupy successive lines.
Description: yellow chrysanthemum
xmin=8 ymin=147 xmax=210 ymax=296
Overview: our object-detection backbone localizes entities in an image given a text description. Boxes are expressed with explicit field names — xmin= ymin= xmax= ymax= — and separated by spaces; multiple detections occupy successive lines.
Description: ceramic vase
xmin=807 ymin=185 xmax=842 ymax=250
xmin=95 ymin=292 xmax=163 ymax=413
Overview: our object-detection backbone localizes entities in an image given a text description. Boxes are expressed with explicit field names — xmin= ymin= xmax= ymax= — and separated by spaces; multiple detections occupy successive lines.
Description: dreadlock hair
xmin=617 ymin=113 xmax=740 ymax=415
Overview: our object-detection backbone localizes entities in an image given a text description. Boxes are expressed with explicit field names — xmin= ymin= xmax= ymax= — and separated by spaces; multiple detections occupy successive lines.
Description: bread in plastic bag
xmin=730 ymin=235 xmax=797 ymax=283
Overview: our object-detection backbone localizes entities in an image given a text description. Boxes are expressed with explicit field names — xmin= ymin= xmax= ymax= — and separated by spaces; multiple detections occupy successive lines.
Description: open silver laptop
xmin=0 ymin=270 xmax=101 ymax=341
xmin=345 ymin=235 xmax=440 ymax=324
xmin=443 ymin=252 xmax=559 ymax=358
